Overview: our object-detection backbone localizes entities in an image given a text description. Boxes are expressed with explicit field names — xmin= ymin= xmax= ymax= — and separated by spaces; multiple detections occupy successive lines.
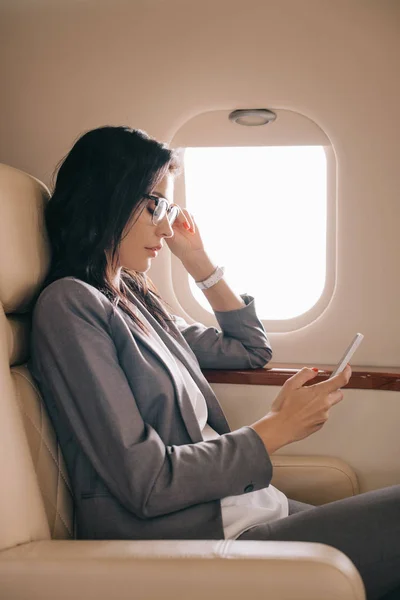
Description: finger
xmin=173 ymin=219 xmax=191 ymax=233
xmin=311 ymin=422 xmax=325 ymax=432
xmin=181 ymin=208 xmax=195 ymax=232
xmin=328 ymin=389 xmax=344 ymax=407
xmin=188 ymin=212 xmax=196 ymax=233
xmin=316 ymin=364 xmax=352 ymax=395
xmin=173 ymin=208 xmax=188 ymax=227
xmin=284 ymin=367 xmax=319 ymax=390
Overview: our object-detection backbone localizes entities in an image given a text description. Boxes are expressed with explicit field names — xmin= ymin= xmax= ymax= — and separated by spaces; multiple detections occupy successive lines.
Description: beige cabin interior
xmin=0 ymin=1 xmax=399 ymax=599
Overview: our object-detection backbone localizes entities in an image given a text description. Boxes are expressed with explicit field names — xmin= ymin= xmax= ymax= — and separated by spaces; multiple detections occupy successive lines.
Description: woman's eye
xmin=146 ymin=199 xmax=157 ymax=214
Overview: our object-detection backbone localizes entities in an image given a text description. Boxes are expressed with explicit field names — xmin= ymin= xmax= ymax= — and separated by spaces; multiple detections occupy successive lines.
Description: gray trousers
xmin=238 ymin=484 xmax=400 ymax=600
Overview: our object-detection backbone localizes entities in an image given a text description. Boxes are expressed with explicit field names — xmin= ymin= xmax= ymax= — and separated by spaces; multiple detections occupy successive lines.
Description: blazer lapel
xmin=121 ymin=291 xmax=230 ymax=436
xmin=116 ymin=294 xmax=205 ymax=441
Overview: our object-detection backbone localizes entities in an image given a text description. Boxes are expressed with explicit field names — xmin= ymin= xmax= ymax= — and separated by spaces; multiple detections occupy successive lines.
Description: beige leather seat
xmin=0 ymin=162 xmax=366 ymax=599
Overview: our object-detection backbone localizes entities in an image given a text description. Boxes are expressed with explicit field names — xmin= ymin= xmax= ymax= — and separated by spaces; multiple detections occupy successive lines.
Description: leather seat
xmin=0 ymin=162 xmax=366 ymax=599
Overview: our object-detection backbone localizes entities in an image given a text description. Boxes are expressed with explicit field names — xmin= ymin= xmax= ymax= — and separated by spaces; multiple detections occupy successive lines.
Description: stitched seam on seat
xmin=15 ymin=387 xmax=74 ymax=496
xmin=273 ymin=465 xmax=358 ymax=495
xmin=12 ymin=370 xmax=74 ymax=496
xmin=40 ymin=488 xmax=73 ymax=538
xmin=11 ymin=375 xmax=73 ymax=538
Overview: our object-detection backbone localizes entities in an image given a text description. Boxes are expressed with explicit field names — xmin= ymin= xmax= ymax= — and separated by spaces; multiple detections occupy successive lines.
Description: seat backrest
xmin=0 ymin=163 xmax=75 ymax=552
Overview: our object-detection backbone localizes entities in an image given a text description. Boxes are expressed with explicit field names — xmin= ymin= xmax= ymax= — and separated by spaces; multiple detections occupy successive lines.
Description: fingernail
xmin=312 ymin=368 xmax=319 ymax=372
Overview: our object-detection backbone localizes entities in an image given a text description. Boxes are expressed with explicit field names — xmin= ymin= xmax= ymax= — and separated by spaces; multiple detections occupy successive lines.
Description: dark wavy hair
xmin=43 ymin=125 xmax=181 ymax=334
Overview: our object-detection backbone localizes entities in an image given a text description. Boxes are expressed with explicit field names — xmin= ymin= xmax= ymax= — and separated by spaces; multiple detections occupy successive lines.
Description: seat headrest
xmin=0 ymin=163 xmax=50 ymax=314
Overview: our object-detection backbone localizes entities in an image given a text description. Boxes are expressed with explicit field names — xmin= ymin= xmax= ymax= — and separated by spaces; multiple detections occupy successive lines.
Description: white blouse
xmin=135 ymin=309 xmax=289 ymax=539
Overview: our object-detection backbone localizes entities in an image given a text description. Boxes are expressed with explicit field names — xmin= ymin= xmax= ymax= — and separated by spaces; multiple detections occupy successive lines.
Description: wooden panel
xmin=202 ymin=366 xmax=400 ymax=391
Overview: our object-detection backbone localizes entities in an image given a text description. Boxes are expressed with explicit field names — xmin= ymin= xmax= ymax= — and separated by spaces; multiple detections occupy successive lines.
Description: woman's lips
xmin=145 ymin=246 xmax=161 ymax=257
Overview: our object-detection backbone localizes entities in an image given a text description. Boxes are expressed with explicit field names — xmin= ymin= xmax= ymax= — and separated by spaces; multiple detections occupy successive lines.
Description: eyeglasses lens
xmin=169 ymin=206 xmax=179 ymax=225
xmin=153 ymin=200 xmax=166 ymax=225
xmin=153 ymin=199 xmax=179 ymax=226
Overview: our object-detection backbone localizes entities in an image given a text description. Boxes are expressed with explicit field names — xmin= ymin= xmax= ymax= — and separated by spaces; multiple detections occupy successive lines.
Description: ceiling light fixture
xmin=228 ymin=108 xmax=277 ymax=126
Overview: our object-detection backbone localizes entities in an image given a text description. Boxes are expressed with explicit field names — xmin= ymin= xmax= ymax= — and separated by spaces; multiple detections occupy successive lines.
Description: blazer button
xmin=244 ymin=484 xmax=254 ymax=493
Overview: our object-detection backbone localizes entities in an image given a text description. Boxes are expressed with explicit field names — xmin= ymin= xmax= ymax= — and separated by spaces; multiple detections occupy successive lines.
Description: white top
xmin=171 ymin=354 xmax=289 ymax=539
xmin=135 ymin=309 xmax=289 ymax=539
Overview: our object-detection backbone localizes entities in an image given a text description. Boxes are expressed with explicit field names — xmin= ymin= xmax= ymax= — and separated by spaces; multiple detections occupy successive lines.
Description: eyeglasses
xmin=144 ymin=194 xmax=180 ymax=226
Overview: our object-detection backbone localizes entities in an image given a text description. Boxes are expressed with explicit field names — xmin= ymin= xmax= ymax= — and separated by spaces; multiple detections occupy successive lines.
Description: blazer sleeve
xmin=172 ymin=294 xmax=273 ymax=369
xmin=30 ymin=279 xmax=273 ymax=520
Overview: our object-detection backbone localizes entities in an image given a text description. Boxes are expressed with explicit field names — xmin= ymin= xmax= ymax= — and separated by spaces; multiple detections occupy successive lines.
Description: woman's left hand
xmin=165 ymin=207 xmax=205 ymax=263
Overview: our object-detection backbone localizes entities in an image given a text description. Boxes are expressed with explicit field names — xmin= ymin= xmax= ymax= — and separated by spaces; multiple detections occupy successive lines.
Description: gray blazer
xmin=29 ymin=277 xmax=274 ymax=540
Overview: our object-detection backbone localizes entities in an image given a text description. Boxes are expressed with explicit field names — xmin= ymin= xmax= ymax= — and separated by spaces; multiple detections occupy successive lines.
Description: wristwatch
xmin=195 ymin=266 xmax=225 ymax=290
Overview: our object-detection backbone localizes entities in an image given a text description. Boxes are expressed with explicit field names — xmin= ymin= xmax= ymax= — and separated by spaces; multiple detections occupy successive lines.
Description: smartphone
xmin=329 ymin=333 xmax=364 ymax=379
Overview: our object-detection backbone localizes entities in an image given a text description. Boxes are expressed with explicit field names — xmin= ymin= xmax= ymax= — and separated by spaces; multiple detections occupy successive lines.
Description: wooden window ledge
xmin=202 ymin=364 xmax=400 ymax=392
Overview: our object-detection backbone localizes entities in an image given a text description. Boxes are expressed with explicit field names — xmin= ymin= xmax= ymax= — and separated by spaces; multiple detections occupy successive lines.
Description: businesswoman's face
xmin=118 ymin=173 xmax=176 ymax=273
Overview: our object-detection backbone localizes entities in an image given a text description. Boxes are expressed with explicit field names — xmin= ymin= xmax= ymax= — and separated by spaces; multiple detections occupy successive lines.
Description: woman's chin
xmin=124 ymin=260 xmax=151 ymax=274
xmin=139 ymin=259 xmax=152 ymax=274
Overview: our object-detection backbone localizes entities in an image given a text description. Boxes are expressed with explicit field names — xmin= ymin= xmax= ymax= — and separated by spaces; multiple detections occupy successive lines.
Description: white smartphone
xmin=329 ymin=333 xmax=364 ymax=379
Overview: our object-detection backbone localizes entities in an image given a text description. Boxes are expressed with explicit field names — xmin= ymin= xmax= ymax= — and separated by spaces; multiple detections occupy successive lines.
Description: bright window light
xmin=183 ymin=146 xmax=327 ymax=320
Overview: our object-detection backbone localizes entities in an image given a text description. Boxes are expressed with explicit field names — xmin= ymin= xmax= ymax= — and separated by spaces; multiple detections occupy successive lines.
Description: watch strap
xmin=195 ymin=266 xmax=225 ymax=290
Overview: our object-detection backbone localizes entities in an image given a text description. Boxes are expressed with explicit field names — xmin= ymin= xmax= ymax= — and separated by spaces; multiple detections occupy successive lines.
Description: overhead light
xmin=228 ymin=109 xmax=277 ymax=126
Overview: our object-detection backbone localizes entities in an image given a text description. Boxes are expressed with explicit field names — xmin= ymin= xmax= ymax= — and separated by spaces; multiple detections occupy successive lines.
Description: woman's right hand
xmin=250 ymin=365 xmax=352 ymax=455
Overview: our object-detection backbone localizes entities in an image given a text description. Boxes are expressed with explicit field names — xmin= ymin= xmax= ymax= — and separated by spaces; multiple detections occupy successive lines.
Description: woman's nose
xmin=157 ymin=216 xmax=174 ymax=238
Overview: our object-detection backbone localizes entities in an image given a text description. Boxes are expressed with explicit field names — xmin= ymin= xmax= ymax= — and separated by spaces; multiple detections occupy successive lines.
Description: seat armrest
xmin=271 ymin=455 xmax=360 ymax=505
xmin=0 ymin=539 xmax=365 ymax=600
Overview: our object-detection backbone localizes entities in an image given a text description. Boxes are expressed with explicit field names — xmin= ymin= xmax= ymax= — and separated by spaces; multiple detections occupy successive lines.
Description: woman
xmin=29 ymin=126 xmax=400 ymax=600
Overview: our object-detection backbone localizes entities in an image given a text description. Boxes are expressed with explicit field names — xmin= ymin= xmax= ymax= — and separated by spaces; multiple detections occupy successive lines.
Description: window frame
xmin=169 ymin=110 xmax=336 ymax=333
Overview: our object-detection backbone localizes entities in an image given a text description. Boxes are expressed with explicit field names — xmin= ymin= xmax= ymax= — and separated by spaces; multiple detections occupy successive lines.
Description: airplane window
xmin=182 ymin=145 xmax=327 ymax=320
